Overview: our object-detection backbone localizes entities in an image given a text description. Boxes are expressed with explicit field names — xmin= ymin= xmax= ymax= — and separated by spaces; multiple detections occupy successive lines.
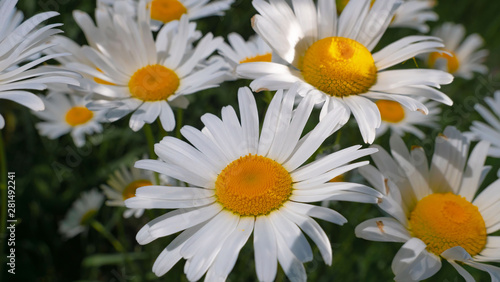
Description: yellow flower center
xmin=150 ymin=0 xmax=187 ymax=23
xmin=428 ymin=50 xmax=460 ymax=74
xmin=65 ymin=106 xmax=93 ymax=126
xmin=301 ymin=37 xmax=377 ymax=97
xmin=239 ymin=53 xmax=272 ymax=64
xmin=80 ymin=209 xmax=97 ymax=225
xmin=376 ymin=100 xmax=405 ymax=123
xmin=122 ymin=179 xmax=153 ymax=200
xmin=215 ymin=154 xmax=293 ymax=216
xmin=93 ymin=68 xmax=115 ymax=85
xmin=129 ymin=64 xmax=180 ymax=101
xmin=409 ymin=193 xmax=487 ymax=256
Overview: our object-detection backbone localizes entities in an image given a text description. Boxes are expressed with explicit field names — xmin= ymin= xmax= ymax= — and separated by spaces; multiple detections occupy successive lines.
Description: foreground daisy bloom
xmin=218 ymin=33 xmax=273 ymax=78
xmin=126 ymin=86 xmax=381 ymax=281
xmin=426 ymin=22 xmax=489 ymax=79
xmin=33 ymin=92 xmax=105 ymax=147
xmin=336 ymin=0 xmax=438 ymax=33
xmin=238 ymin=0 xmax=453 ymax=143
xmin=468 ymin=90 xmax=500 ymax=158
xmin=375 ymin=98 xmax=441 ymax=139
xmin=0 ymin=0 xmax=79 ymax=129
xmin=59 ymin=189 xmax=105 ymax=239
xmin=356 ymin=127 xmax=500 ymax=281
xmin=63 ymin=1 xmax=226 ymax=132
xmin=101 ymin=160 xmax=156 ymax=218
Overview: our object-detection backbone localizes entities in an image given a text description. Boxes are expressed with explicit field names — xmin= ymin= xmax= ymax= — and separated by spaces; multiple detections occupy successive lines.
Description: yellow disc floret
xmin=129 ymin=64 xmax=180 ymax=101
xmin=65 ymin=106 xmax=93 ymax=126
xmin=428 ymin=50 xmax=460 ymax=74
xmin=376 ymin=100 xmax=405 ymax=123
xmin=150 ymin=0 xmax=187 ymax=23
xmin=301 ymin=37 xmax=377 ymax=97
xmin=409 ymin=193 xmax=487 ymax=256
xmin=122 ymin=179 xmax=153 ymax=200
xmin=215 ymin=154 xmax=293 ymax=216
xmin=239 ymin=53 xmax=272 ymax=64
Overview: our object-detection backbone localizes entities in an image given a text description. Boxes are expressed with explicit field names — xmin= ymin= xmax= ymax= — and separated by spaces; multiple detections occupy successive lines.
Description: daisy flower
xmin=390 ymin=0 xmax=438 ymax=33
xmin=356 ymin=127 xmax=500 ymax=281
xmin=100 ymin=160 xmax=157 ymax=218
xmin=59 ymin=189 xmax=105 ymax=239
xmin=218 ymin=32 xmax=273 ymax=78
xmin=426 ymin=22 xmax=488 ymax=79
xmin=33 ymin=91 xmax=105 ymax=147
xmin=98 ymin=0 xmax=234 ymax=30
xmin=336 ymin=0 xmax=438 ymax=33
xmin=0 ymin=0 xmax=79 ymax=129
xmin=375 ymin=98 xmax=441 ymax=139
xmin=237 ymin=0 xmax=453 ymax=143
xmin=125 ymin=86 xmax=381 ymax=281
xmin=468 ymin=90 xmax=500 ymax=158
xmin=65 ymin=1 xmax=226 ymax=132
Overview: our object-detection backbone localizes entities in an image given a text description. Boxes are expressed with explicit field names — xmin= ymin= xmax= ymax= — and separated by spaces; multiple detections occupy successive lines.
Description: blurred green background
xmin=2 ymin=0 xmax=500 ymax=281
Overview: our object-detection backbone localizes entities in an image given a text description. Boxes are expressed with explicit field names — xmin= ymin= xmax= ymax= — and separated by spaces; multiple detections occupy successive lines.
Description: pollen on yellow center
xmin=215 ymin=154 xmax=293 ymax=216
xmin=65 ymin=106 xmax=93 ymax=126
xmin=129 ymin=64 xmax=180 ymax=101
xmin=376 ymin=100 xmax=405 ymax=123
xmin=239 ymin=53 xmax=272 ymax=64
xmin=301 ymin=37 xmax=377 ymax=97
xmin=150 ymin=0 xmax=187 ymax=23
xmin=409 ymin=193 xmax=487 ymax=256
xmin=428 ymin=50 xmax=460 ymax=74
xmin=122 ymin=179 xmax=153 ymax=200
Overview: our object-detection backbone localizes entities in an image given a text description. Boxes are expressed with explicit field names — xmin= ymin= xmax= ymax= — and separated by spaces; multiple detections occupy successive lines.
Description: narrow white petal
xmin=254 ymin=216 xmax=278 ymax=282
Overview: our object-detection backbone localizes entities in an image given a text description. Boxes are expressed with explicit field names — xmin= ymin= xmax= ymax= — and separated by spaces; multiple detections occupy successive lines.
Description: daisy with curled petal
xmin=468 ymin=90 xmax=500 ymax=158
xmin=217 ymin=32 xmax=273 ymax=78
xmin=356 ymin=127 xmax=500 ymax=281
xmin=33 ymin=91 xmax=105 ymax=147
xmin=59 ymin=189 xmax=105 ymax=239
xmin=125 ymin=85 xmax=381 ymax=281
xmin=237 ymin=0 xmax=453 ymax=144
xmin=100 ymin=160 xmax=157 ymax=218
xmin=375 ymin=98 xmax=441 ymax=140
xmin=426 ymin=22 xmax=488 ymax=79
xmin=66 ymin=1 xmax=226 ymax=132
xmin=0 ymin=0 xmax=80 ymax=129
xmin=336 ymin=0 xmax=438 ymax=33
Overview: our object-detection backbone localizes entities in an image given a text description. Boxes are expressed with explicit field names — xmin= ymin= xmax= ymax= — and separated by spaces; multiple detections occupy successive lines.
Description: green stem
xmin=143 ymin=124 xmax=160 ymax=185
xmin=0 ymin=132 xmax=6 ymax=276
xmin=176 ymin=108 xmax=183 ymax=139
xmin=90 ymin=220 xmax=125 ymax=253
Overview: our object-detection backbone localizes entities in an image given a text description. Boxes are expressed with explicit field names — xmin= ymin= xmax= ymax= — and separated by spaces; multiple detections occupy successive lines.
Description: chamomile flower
xmin=238 ymin=0 xmax=453 ymax=144
xmin=375 ymin=98 xmax=441 ymax=139
xmin=0 ymin=0 xmax=79 ymax=129
xmin=218 ymin=33 xmax=273 ymax=78
xmin=98 ymin=0 xmax=234 ymax=30
xmin=426 ymin=22 xmax=488 ymax=79
xmin=59 ymin=189 xmax=105 ymax=239
xmin=101 ymin=160 xmax=157 ymax=218
xmin=336 ymin=0 xmax=438 ymax=33
xmin=468 ymin=90 xmax=500 ymax=158
xmin=356 ymin=127 xmax=500 ymax=281
xmin=33 ymin=91 xmax=105 ymax=147
xmin=125 ymin=86 xmax=381 ymax=281
xmin=65 ymin=1 xmax=226 ymax=132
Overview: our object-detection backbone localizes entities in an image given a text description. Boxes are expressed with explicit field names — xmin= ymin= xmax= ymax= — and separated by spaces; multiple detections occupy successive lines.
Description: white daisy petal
xmin=254 ymin=216 xmax=278 ymax=282
xmin=355 ymin=217 xmax=411 ymax=243
xmin=392 ymin=238 xmax=442 ymax=282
